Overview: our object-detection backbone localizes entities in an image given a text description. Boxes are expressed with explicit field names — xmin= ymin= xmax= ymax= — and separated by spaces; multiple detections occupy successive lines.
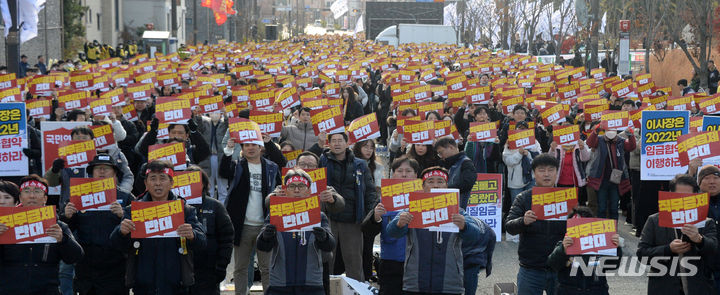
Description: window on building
xmin=97 ymin=13 xmax=100 ymax=30
xmin=88 ymin=9 xmax=92 ymax=24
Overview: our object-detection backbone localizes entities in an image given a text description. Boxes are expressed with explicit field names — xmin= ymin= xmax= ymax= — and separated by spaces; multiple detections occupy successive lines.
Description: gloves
xmin=51 ymin=158 xmax=65 ymax=173
xmin=150 ymin=117 xmax=159 ymax=133
xmin=262 ymin=224 xmax=277 ymax=240
xmin=187 ymin=117 xmax=198 ymax=132
xmin=312 ymin=227 xmax=328 ymax=241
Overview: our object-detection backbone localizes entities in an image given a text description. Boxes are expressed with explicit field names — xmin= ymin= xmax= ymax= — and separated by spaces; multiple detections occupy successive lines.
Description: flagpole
xmin=6 ymin=0 xmax=19 ymax=75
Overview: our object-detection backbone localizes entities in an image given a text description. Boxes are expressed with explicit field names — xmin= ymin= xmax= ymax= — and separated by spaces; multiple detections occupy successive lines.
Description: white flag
xmin=2 ymin=0 xmax=45 ymax=44
xmin=19 ymin=0 xmax=45 ymax=44
xmin=330 ymin=0 xmax=348 ymax=20
xmin=354 ymin=14 xmax=364 ymax=35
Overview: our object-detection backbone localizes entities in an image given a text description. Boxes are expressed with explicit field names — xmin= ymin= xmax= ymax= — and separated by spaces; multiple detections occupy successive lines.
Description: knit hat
xmin=697 ymin=165 xmax=720 ymax=185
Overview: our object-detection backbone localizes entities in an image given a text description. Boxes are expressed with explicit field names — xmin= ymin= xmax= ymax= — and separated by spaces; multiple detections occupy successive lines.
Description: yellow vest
xmin=87 ymin=47 xmax=97 ymax=59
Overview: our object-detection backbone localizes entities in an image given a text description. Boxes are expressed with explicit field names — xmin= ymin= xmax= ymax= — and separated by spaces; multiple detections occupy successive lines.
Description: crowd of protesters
xmin=2 ymin=35 xmax=720 ymax=295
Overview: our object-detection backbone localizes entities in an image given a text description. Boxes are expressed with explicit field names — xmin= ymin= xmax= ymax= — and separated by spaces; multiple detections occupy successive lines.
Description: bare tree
xmin=665 ymin=0 xmax=718 ymax=90
xmin=546 ymin=0 xmax=577 ymax=62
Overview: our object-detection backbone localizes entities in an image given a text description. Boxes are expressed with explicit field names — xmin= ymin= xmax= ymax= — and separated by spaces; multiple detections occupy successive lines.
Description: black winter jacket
xmin=505 ymin=189 xmax=566 ymax=269
xmin=0 ymin=220 xmax=84 ymax=294
xmin=110 ymin=191 xmax=207 ymax=294
xmin=190 ymin=195 xmax=234 ymax=286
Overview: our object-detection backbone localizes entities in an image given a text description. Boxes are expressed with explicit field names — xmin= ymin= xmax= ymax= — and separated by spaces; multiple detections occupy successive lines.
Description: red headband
xmin=20 ymin=180 xmax=48 ymax=194
xmin=146 ymin=167 xmax=175 ymax=178
xmin=286 ymin=175 xmax=310 ymax=187
xmin=422 ymin=170 xmax=448 ymax=182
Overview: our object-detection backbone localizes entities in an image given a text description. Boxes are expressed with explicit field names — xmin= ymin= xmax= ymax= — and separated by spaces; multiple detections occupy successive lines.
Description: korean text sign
xmin=0 ymin=206 xmax=57 ymax=244
xmin=269 ymin=196 xmax=322 ymax=232
xmin=171 ymin=171 xmax=204 ymax=205
xmin=565 ymin=218 xmax=617 ymax=256
xmin=641 ymin=111 xmax=689 ymax=180
xmin=148 ymin=142 xmax=187 ymax=170
xmin=658 ymin=192 xmax=709 ymax=228
xmin=69 ymin=178 xmax=118 ymax=211
xmin=408 ymin=191 xmax=460 ymax=229
xmin=531 ymin=187 xmax=578 ymax=220
xmin=0 ymin=102 xmax=28 ymax=176
xmin=58 ymin=140 xmax=96 ymax=168
xmin=131 ymin=200 xmax=185 ymax=238
xmin=381 ymin=179 xmax=423 ymax=212
xmin=466 ymin=174 xmax=502 ymax=241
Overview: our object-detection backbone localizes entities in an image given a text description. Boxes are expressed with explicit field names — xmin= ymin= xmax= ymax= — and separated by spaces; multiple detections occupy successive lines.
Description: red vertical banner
xmin=130 ymin=200 xmax=185 ymax=238
xmin=269 ymin=196 xmax=322 ymax=232
xmin=380 ymin=179 xmax=423 ymax=212
xmin=408 ymin=191 xmax=460 ymax=229
xmin=0 ymin=206 xmax=58 ymax=244
xmin=565 ymin=218 xmax=617 ymax=256
xmin=658 ymin=192 xmax=709 ymax=228
xmin=531 ymin=187 xmax=578 ymax=220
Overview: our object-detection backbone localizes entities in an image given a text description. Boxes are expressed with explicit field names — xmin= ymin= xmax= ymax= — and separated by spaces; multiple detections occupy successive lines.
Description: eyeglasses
xmin=21 ymin=188 xmax=45 ymax=195
xmin=286 ymin=183 xmax=308 ymax=190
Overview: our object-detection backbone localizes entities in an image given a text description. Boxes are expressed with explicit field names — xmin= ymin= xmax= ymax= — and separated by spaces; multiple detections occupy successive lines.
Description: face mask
xmin=605 ymin=130 xmax=617 ymax=140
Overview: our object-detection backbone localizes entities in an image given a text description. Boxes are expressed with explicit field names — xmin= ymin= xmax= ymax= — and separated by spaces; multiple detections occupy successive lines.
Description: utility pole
xmin=589 ymin=0 xmax=600 ymax=70
xmin=5 ymin=0 xmax=19 ymax=75
xmin=193 ymin=0 xmax=198 ymax=44
xmin=171 ymin=0 xmax=178 ymax=38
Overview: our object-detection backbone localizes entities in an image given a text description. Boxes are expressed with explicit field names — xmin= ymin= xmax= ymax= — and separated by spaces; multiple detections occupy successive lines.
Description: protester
xmin=505 ymin=154 xmax=566 ymax=294
xmin=361 ymin=157 xmax=420 ymax=294
xmin=434 ymin=136 xmax=476 ymax=208
xmin=256 ymin=168 xmax=336 ymax=295
xmin=193 ymin=113 xmax=230 ymax=201
xmin=311 ymin=132 xmax=377 ymax=281
xmin=547 ymin=206 xmax=622 ymax=295
xmin=280 ymin=107 xmax=319 ymax=150
xmin=586 ymin=125 xmax=636 ymax=220
xmin=110 ymin=160 xmax=207 ymax=295
xmin=62 ymin=153 xmax=135 ymax=295
xmin=386 ymin=166 xmax=482 ymax=295
xmin=503 ymin=121 xmax=541 ymax=203
xmin=220 ymin=132 xmax=285 ymax=294
xmin=637 ymin=174 xmax=717 ymax=295
xmin=0 ymin=175 xmax=84 ymax=294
